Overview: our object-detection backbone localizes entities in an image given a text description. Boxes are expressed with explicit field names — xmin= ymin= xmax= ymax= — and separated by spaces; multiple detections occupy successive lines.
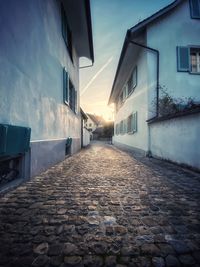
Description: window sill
xmin=189 ymin=71 xmax=200 ymax=75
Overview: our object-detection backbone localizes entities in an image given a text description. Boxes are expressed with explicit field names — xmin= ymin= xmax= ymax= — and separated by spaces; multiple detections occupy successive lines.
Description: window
xmin=117 ymin=66 xmax=137 ymax=111
xmin=63 ymin=68 xmax=69 ymax=105
xmin=89 ymin=123 xmax=92 ymax=127
xmin=123 ymin=119 xmax=127 ymax=134
xmin=128 ymin=67 xmax=137 ymax=95
xmin=115 ymin=123 xmax=120 ymax=135
xmin=190 ymin=0 xmax=200 ymax=18
xmin=61 ymin=4 xmax=73 ymax=61
xmin=123 ymin=85 xmax=128 ymax=100
xmin=63 ymin=68 xmax=77 ymax=113
xmin=177 ymin=46 xmax=200 ymax=74
xmin=191 ymin=48 xmax=200 ymax=73
xmin=69 ymin=80 xmax=77 ymax=113
xmin=127 ymin=112 xmax=137 ymax=133
xmin=120 ymin=120 xmax=124 ymax=134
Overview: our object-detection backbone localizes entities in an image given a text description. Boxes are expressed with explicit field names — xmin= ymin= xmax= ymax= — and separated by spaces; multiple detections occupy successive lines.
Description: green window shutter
xmin=75 ymin=90 xmax=77 ymax=113
xmin=190 ymin=0 xmax=200 ymax=18
xmin=123 ymin=119 xmax=127 ymax=134
xmin=132 ymin=112 xmax=137 ymax=132
xmin=133 ymin=66 xmax=137 ymax=89
xmin=134 ymin=112 xmax=137 ymax=132
xmin=177 ymin=46 xmax=190 ymax=72
xmin=132 ymin=113 xmax=135 ymax=132
xmin=63 ymin=68 xmax=69 ymax=104
xmin=72 ymin=87 xmax=75 ymax=112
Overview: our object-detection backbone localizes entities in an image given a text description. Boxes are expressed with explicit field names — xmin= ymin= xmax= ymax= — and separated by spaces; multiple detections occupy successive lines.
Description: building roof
xmin=80 ymin=108 xmax=88 ymax=120
xmin=62 ymin=0 xmax=94 ymax=63
xmin=87 ymin=113 xmax=105 ymax=126
xmin=108 ymin=0 xmax=183 ymax=104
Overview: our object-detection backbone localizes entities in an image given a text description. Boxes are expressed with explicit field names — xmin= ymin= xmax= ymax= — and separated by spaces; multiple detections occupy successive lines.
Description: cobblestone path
xmin=0 ymin=142 xmax=200 ymax=267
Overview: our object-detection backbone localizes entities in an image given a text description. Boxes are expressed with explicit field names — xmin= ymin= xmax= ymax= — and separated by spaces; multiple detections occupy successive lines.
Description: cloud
xmin=80 ymin=56 xmax=113 ymax=96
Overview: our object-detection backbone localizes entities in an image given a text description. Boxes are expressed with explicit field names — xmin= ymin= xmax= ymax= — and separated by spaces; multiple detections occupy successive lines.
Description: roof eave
xmin=108 ymin=0 xmax=183 ymax=105
xmin=84 ymin=0 xmax=94 ymax=63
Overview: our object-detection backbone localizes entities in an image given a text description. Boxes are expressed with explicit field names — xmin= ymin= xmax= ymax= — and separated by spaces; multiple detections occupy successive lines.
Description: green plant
xmin=152 ymin=85 xmax=200 ymax=117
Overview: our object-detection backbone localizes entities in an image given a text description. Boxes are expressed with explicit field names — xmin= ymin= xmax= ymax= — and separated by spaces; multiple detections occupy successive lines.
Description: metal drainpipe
xmin=126 ymin=37 xmax=160 ymax=117
xmin=126 ymin=35 xmax=160 ymax=156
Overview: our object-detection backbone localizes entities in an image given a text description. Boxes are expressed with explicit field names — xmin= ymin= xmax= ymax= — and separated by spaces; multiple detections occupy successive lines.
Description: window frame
xmin=190 ymin=47 xmax=200 ymax=73
xmin=177 ymin=46 xmax=200 ymax=74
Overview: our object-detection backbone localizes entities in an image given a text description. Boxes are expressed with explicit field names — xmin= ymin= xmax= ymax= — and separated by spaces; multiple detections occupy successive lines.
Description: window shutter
xmin=61 ymin=4 xmax=67 ymax=42
xmin=75 ymin=90 xmax=77 ymax=113
xmin=190 ymin=0 xmax=200 ymax=18
xmin=134 ymin=112 xmax=137 ymax=132
xmin=132 ymin=66 xmax=137 ymax=88
xmin=123 ymin=119 xmax=127 ymax=134
xmin=132 ymin=112 xmax=137 ymax=132
xmin=177 ymin=46 xmax=190 ymax=72
xmin=63 ymin=68 xmax=69 ymax=104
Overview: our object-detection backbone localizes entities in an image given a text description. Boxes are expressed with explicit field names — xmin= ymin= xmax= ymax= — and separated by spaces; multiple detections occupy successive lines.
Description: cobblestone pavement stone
xmin=0 ymin=142 xmax=200 ymax=267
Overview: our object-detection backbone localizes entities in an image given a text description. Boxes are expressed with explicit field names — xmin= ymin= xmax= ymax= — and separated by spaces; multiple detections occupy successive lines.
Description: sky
xmin=80 ymin=0 xmax=174 ymax=121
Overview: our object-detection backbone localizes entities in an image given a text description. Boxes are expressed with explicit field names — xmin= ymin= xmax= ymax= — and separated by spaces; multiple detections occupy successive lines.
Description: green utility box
xmin=0 ymin=124 xmax=31 ymax=158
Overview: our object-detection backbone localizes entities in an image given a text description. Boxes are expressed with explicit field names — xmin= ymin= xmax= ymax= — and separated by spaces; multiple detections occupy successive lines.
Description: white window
xmin=177 ymin=46 xmax=200 ymax=74
xmin=190 ymin=0 xmax=200 ymax=18
xmin=190 ymin=48 xmax=200 ymax=73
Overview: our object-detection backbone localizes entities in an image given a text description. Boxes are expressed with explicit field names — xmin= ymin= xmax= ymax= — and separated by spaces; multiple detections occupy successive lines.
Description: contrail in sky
xmin=80 ymin=56 xmax=113 ymax=96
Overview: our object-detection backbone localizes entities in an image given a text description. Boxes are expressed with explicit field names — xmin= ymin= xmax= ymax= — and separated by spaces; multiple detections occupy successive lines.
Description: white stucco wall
xmin=147 ymin=0 xmax=200 ymax=106
xmin=149 ymin=113 xmax=200 ymax=170
xmin=113 ymin=50 xmax=149 ymax=152
xmin=0 ymin=0 xmax=81 ymax=142
xmin=83 ymin=127 xmax=90 ymax=147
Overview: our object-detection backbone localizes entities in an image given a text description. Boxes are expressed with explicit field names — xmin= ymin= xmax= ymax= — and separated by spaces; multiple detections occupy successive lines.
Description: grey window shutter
xmin=177 ymin=46 xmax=190 ymax=72
xmin=63 ymin=68 xmax=69 ymax=104
xmin=190 ymin=0 xmax=200 ymax=18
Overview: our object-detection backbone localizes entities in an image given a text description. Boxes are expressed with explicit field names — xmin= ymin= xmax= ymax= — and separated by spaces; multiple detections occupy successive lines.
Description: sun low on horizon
xmin=81 ymin=100 xmax=115 ymax=122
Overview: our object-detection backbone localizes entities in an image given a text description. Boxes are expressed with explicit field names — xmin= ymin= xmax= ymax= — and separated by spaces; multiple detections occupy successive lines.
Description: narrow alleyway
xmin=0 ymin=142 xmax=200 ymax=267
